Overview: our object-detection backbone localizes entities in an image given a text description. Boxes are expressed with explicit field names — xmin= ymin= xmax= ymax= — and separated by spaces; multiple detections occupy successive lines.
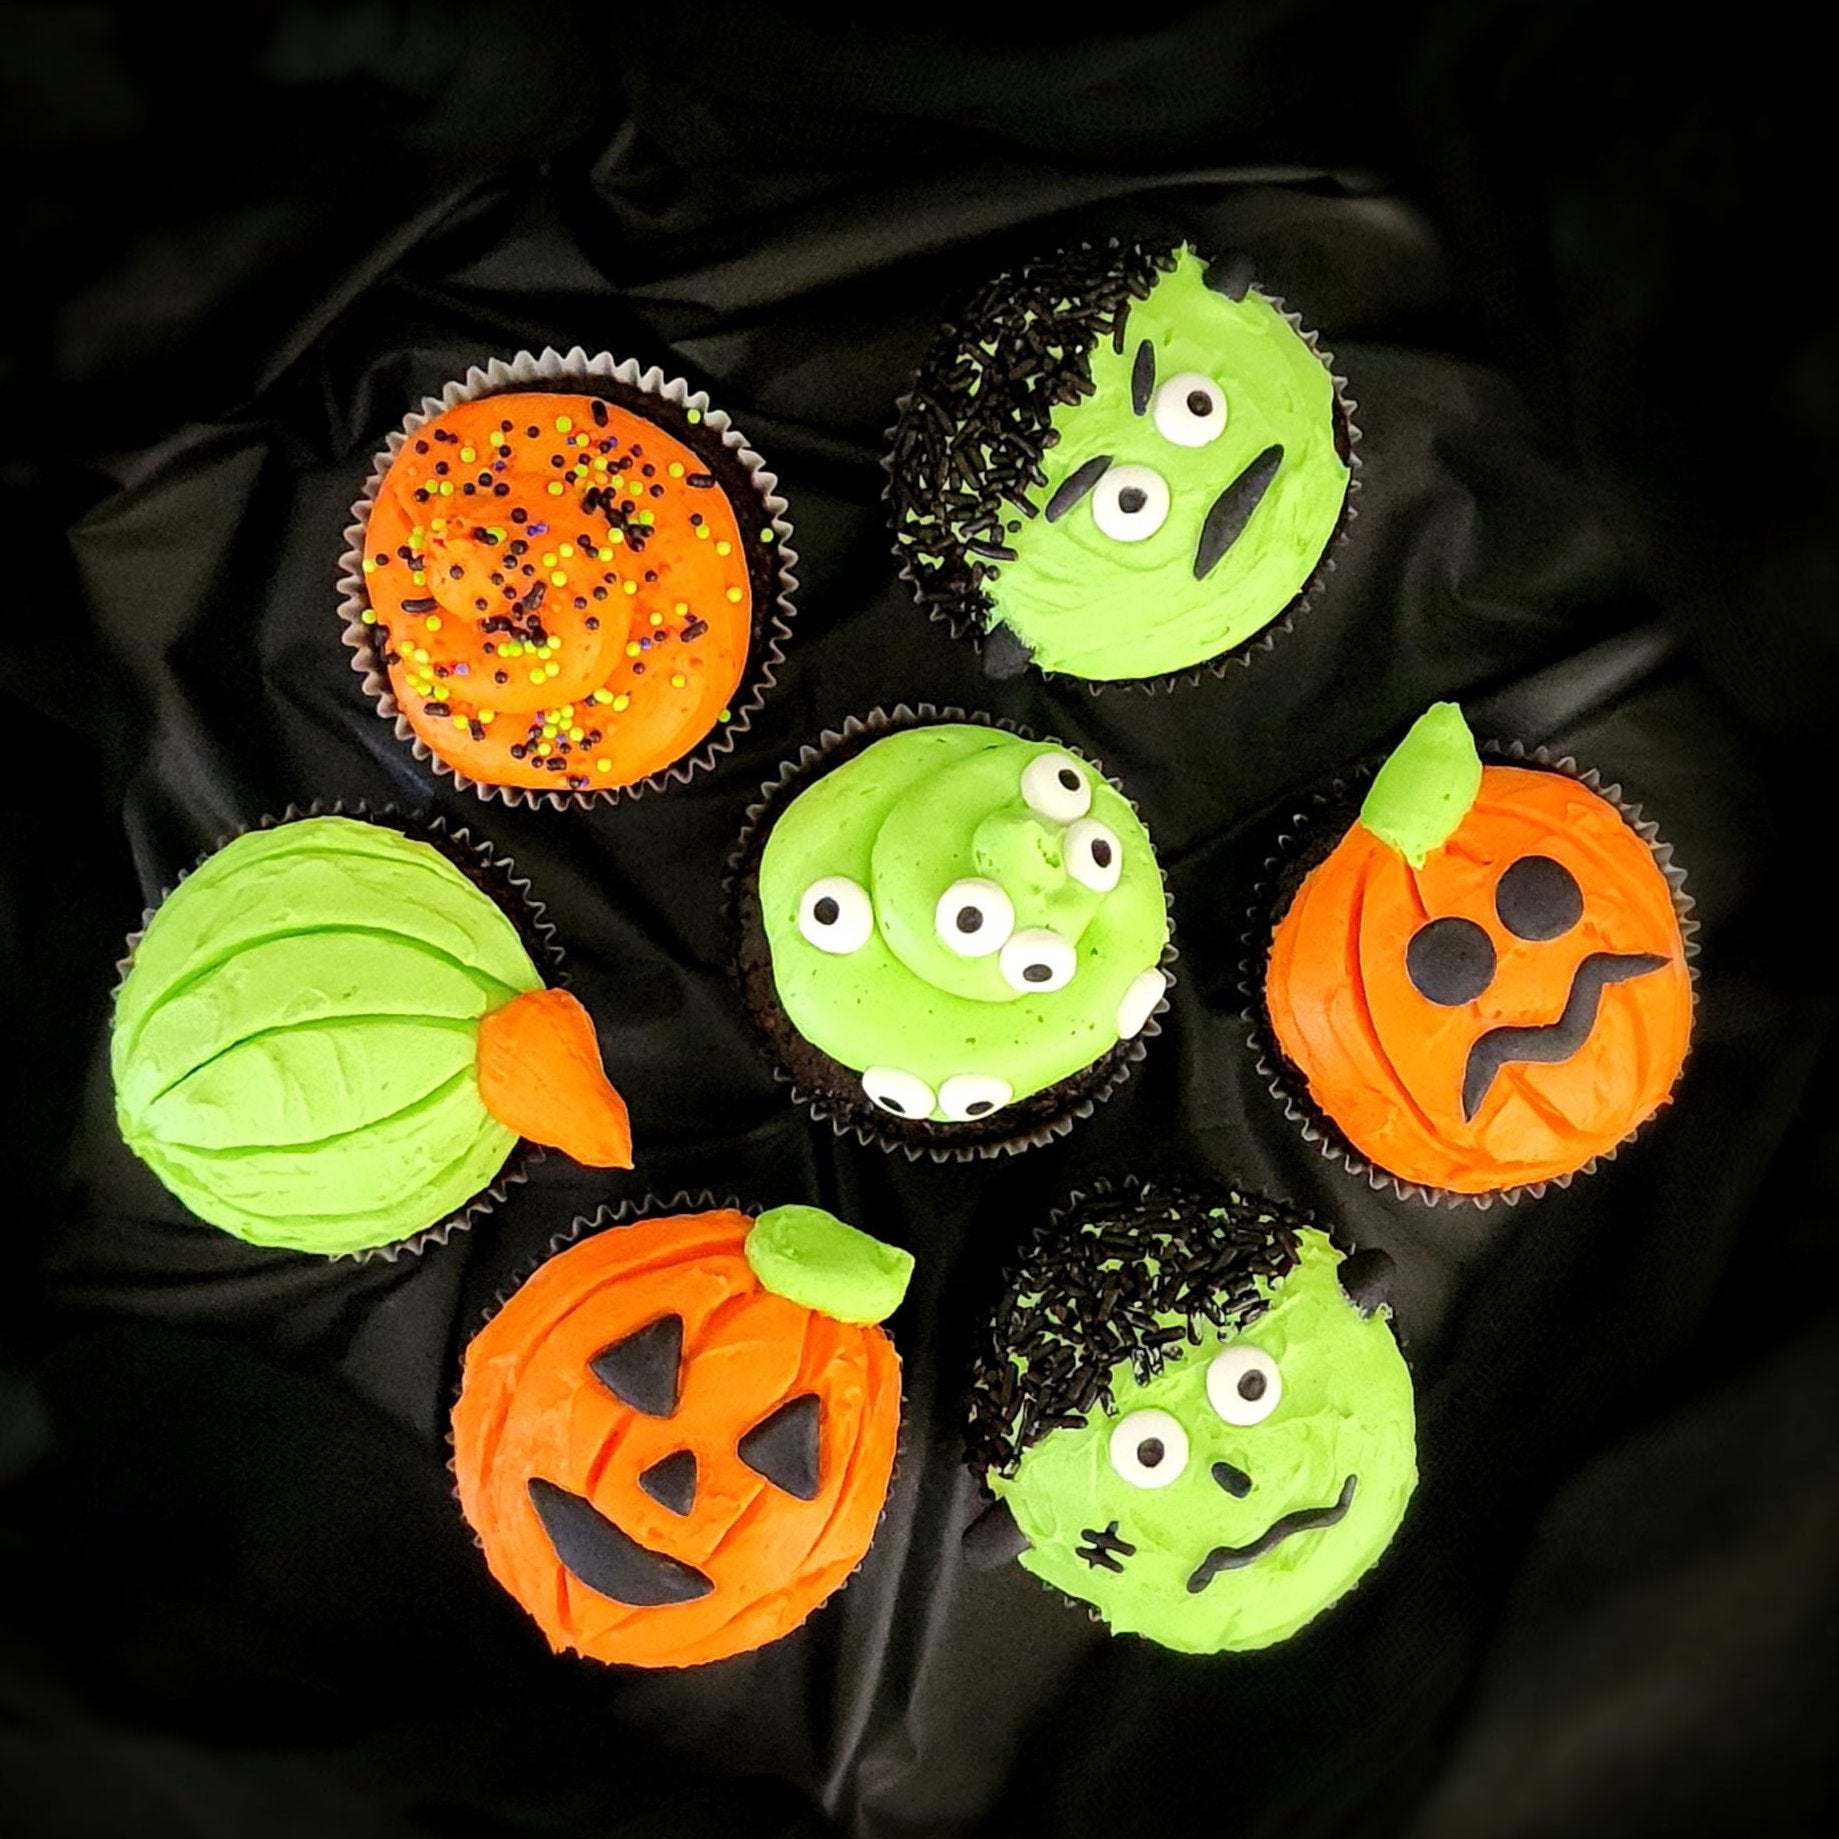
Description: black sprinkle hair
xmin=965 ymin=1181 xmax=1307 ymax=1482
xmin=888 ymin=240 xmax=1177 ymax=636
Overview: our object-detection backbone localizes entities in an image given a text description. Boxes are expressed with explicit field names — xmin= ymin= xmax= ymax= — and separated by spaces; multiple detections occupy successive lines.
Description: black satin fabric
xmin=6 ymin=6 xmax=1836 ymax=1836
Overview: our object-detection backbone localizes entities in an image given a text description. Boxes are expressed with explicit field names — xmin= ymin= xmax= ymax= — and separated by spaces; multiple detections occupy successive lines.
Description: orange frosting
xmin=450 ymin=1209 xmax=902 ymax=1668
xmin=360 ymin=391 xmax=763 ymax=793
xmin=476 ymin=989 xmax=633 ymax=1168
xmin=1266 ymin=765 xmax=1691 ymax=1194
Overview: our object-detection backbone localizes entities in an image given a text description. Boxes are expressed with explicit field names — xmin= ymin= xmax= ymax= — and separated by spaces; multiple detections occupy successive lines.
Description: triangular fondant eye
xmin=588 ymin=1314 xmax=683 ymax=1417
xmin=637 ymin=1449 xmax=698 ymax=1517
xmin=737 ymin=1393 xmax=822 ymax=1500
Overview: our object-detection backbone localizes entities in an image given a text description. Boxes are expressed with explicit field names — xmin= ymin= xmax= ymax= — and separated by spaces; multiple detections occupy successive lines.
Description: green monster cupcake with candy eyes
xmin=963 ymin=1182 xmax=1417 ymax=1653
xmin=888 ymin=241 xmax=1355 ymax=685
xmin=731 ymin=713 xmax=1173 ymax=1155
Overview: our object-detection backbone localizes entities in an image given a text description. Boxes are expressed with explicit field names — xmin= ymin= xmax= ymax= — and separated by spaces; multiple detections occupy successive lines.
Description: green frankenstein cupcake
xmin=112 ymin=815 xmax=633 ymax=1258
xmin=963 ymin=1184 xmax=1416 ymax=1653
xmin=733 ymin=716 xmax=1172 ymax=1154
xmin=889 ymin=242 xmax=1354 ymax=685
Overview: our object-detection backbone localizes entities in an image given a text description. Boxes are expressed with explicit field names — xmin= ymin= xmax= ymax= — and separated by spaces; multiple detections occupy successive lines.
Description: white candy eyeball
xmin=798 ymin=877 xmax=873 ymax=954
xmin=937 ymin=1073 xmax=1013 ymax=1122
xmin=1064 ymin=818 xmax=1122 ymax=893
xmin=861 ymin=1066 xmax=935 ymax=1120
xmin=1108 ymin=1409 xmax=1189 ymax=1488
xmin=1020 ymin=752 xmax=1092 ymax=824
xmin=999 ymin=928 xmax=1076 ymax=994
xmin=1207 ymin=1346 xmax=1282 ymax=1426
xmin=1115 ymin=968 xmax=1167 ymax=1041
xmin=1091 ymin=463 xmax=1169 ymax=542
xmin=934 ymin=878 xmax=1014 ymax=958
xmin=1152 ymin=372 xmax=1228 ymax=447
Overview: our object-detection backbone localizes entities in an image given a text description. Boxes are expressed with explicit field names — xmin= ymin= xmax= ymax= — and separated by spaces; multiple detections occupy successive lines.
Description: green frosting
xmin=746 ymin=1204 xmax=915 ymax=1325
xmin=112 ymin=816 xmax=542 ymax=1256
xmin=758 ymin=724 xmax=1170 ymax=1124
xmin=998 ymin=247 xmax=1348 ymax=681
xmin=993 ymin=1229 xmax=1416 ymax=1654
xmin=1359 ymin=702 xmax=1483 ymax=867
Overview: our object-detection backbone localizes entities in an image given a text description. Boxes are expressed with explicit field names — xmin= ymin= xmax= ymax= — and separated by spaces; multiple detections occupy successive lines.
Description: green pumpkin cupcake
xmin=888 ymin=241 xmax=1356 ymax=687
xmin=112 ymin=813 xmax=634 ymax=1258
xmin=730 ymin=708 xmax=1174 ymax=1158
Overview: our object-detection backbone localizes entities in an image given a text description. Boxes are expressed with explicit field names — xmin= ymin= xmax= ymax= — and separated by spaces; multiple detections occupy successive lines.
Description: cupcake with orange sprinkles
xmin=339 ymin=348 xmax=797 ymax=806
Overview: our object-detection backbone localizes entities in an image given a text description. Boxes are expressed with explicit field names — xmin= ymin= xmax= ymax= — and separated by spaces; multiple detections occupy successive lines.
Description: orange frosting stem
xmin=476 ymin=988 xmax=633 ymax=1167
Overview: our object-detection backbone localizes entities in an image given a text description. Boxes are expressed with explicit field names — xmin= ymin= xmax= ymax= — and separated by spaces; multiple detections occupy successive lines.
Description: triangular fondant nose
xmin=637 ymin=1449 xmax=698 ymax=1516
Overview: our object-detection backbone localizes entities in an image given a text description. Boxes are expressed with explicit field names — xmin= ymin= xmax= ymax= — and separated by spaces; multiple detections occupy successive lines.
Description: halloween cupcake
xmin=338 ymin=348 xmax=796 ymax=806
xmin=962 ymin=1180 xmax=1416 ymax=1655
xmin=450 ymin=1200 xmax=912 ymax=1668
xmin=111 ymin=814 xmax=633 ymax=1259
xmin=1253 ymin=703 xmax=1696 ymax=1205
xmin=729 ymin=708 xmax=1175 ymax=1159
xmin=887 ymin=241 xmax=1355 ymax=687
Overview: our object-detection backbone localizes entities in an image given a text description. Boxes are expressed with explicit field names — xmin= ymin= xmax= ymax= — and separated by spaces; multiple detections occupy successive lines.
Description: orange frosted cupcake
xmin=339 ymin=349 xmax=796 ymax=806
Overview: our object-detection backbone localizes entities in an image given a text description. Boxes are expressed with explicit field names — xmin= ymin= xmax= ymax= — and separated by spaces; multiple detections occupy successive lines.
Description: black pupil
xmin=1091 ymin=838 xmax=1113 ymax=869
xmin=813 ymin=897 xmax=839 ymax=926
xmin=1116 ymin=486 xmax=1147 ymax=515
xmin=1058 ymin=768 xmax=1080 ymax=791
xmin=1138 ymin=1438 xmax=1165 ymax=1468
xmin=1406 ymin=916 xmax=1497 ymax=1006
xmin=1495 ymin=854 xmax=1584 ymax=942
xmin=879 ymin=1093 xmax=905 ymax=1114
xmin=966 ymin=1100 xmax=992 ymax=1116
xmin=1023 ymin=963 xmax=1053 ymax=983
xmin=956 ymin=906 xmax=983 ymax=933
xmin=1238 ymin=1370 xmax=1266 ymax=1401
xmin=1186 ymin=389 xmax=1212 ymax=415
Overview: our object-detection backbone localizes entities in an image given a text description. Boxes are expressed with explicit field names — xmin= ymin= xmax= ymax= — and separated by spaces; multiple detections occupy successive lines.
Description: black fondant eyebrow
xmin=1044 ymin=454 xmax=1112 ymax=523
xmin=1193 ymin=443 xmax=1283 ymax=579
xmin=1131 ymin=339 xmax=1155 ymax=416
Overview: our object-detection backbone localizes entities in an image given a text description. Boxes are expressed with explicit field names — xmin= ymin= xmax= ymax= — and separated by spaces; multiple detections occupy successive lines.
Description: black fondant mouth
xmin=1186 ymin=1473 xmax=1357 ymax=1593
xmin=1460 ymin=950 xmax=1671 ymax=1121
xmin=527 ymin=1477 xmax=714 ymax=1607
xmin=1193 ymin=443 xmax=1283 ymax=580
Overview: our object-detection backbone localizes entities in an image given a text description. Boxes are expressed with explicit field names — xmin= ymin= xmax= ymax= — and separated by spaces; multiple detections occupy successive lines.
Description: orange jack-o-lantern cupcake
xmin=1256 ymin=703 xmax=1695 ymax=1205
xmin=339 ymin=349 xmax=796 ymax=806
xmin=451 ymin=1201 xmax=911 ymax=1668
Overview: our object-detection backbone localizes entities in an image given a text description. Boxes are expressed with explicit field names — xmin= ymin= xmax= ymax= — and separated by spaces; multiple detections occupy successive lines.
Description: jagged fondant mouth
xmin=1185 ymin=1473 xmax=1356 ymax=1593
xmin=1460 ymin=950 xmax=1671 ymax=1121
xmin=527 ymin=1477 xmax=713 ymax=1607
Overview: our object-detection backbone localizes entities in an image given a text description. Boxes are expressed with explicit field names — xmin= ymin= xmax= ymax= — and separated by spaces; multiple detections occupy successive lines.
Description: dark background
xmin=5 ymin=3 xmax=1837 ymax=1834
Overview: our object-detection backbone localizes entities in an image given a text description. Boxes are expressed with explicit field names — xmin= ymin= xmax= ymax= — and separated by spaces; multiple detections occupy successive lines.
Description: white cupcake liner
xmin=336 ymin=346 xmax=799 ymax=810
xmin=1239 ymin=741 xmax=1701 ymax=1210
xmin=113 ymin=801 xmax=567 ymax=1263
xmin=883 ymin=238 xmax=1361 ymax=695
xmin=725 ymin=704 xmax=1179 ymax=1162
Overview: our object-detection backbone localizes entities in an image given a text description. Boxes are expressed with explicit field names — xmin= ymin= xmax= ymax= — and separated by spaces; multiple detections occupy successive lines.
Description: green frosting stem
xmin=747 ymin=1205 xmax=915 ymax=1325
xmin=1358 ymin=702 xmax=1482 ymax=868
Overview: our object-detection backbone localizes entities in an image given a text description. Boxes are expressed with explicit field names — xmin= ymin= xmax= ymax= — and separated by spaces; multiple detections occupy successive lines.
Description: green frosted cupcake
xmin=112 ymin=814 xmax=634 ymax=1259
xmin=730 ymin=709 xmax=1174 ymax=1158
xmin=888 ymin=241 xmax=1356 ymax=687
xmin=962 ymin=1181 xmax=1416 ymax=1654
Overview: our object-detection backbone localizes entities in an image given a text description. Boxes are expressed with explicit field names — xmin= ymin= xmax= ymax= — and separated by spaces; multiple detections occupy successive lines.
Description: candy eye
xmin=1000 ymin=929 xmax=1077 ymax=994
xmin=1064 ymin=818 xmax=1122 ymax=893
xmin=1206 ymin=1347 xmax=1282 ymax=1426
xmin=1495 ymin=855 xmax=1584 ymax=942
xmin=1151 ymin=372 xmax=1228 ymax=447
xmin=861 ymin=1067 xmax=935 ymax=1119
xmin=1406 ymin=916 xmax=1496 ymax=1006
xmin=937 ymin=1073 xmax=1013 ymax=1122
xmin=934 ymin=878 xmax=1014 ymax=958
xmin=798 ymin=877 xmax=873 ymax=954
xmin=1021 ymin=752 xmax=1092 ymax=823
xmin=1109 ymin=1409 xmax=1189 ymax=1488
xmin=1091 ymin=463 xmax=1170 ymax=542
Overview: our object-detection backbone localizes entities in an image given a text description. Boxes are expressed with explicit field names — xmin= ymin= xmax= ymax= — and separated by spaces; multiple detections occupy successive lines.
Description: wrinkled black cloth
xmin=5 ymin=5 xmax=1836 ymax=1836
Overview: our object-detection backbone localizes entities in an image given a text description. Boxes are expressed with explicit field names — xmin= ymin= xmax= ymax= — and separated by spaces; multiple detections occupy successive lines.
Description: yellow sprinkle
xmin=569 ymin=726 xmax=585 ymax=742
xmin=452 ymin=714 xmax=469 ymax=731
xmin=637 ymin=511 xmax=654 ymax=526
xmin=674 ymin=601 xmax=688 ymax=616
xmin=687 ymin=409 xmax=702 ymax=424
xmin=555 ymin=415 xmax=572 ymax=433
xmin=529 ymin=669 xmax=545 ymax=683
xmin=670 ymin=673 xmax=686 ymax=688
xmin=425 ymin=615 xmax=442 ymax=632
xmin=536 ymin=742 xmax=552 ymax=756
xmin=725 ymin=586 xmax=744 ymax=602
xmin=559 ymin=543 xmax=574 ymax=558
xmin=560 ymin=703 xmax=575 ymax=717
xmin=361 ymin=558 xmax=376 ymax=575
xmin=486 ymin=526 xmax=505 ymax=542
xmin=479 ymin=710 xmax=495 ymax=724
xmin=626 ymin=642 xmax=642 ymax=657
xmin=360 ymin=609 xmax=376 ymax=625
xmin=649 ymin=611 xmax=663 ymax=627
xmin=412 ymin=571 xmax=426 ymax=585
xmin=546 ymin=663 xmax=562 ymax=679
xmin=412 ymin=647 xmax=429 ymax=663
xmin=668 ymin=462 xmax=684 ymax=478
xmin=501 ymin=640 xmax=521 ymax=657
xmin=551 ymin=571 xmax=567 ymax=587
xmin=594 ymin=457 xmax=609 ymax=472
xmin=592 ymin=689 xmax=613 ymax=704
xmin=543 ymin=722 xmax=558 ymax=737
xmin=547 ymin=480 xmax=565 ymax=495
xmin=716 ymin=540 xmax=732 ymax=556
xmin=430 ymin=519 xmax=446 ymax=533
xmin=695 ymin=524 xmax=710 ymax=540
xmin=410 ymin=526 xmax=424 ymax=544
xmin=612 ymin=693 xmax=630 ymax=712
xmin=542 ymin=552 xmax=557 ymax=567
xmin=717 ymin=708 xmax=731 ymax=722
xmin=460 ymin=447 xmax=475 ymax=463
xmin=623 ymin=580 xmax=638 ymax=596
xmin=596 ymin=759 xmax=613 ymax=774
xmin=439 ymin=481 xmax=453 ymax=495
